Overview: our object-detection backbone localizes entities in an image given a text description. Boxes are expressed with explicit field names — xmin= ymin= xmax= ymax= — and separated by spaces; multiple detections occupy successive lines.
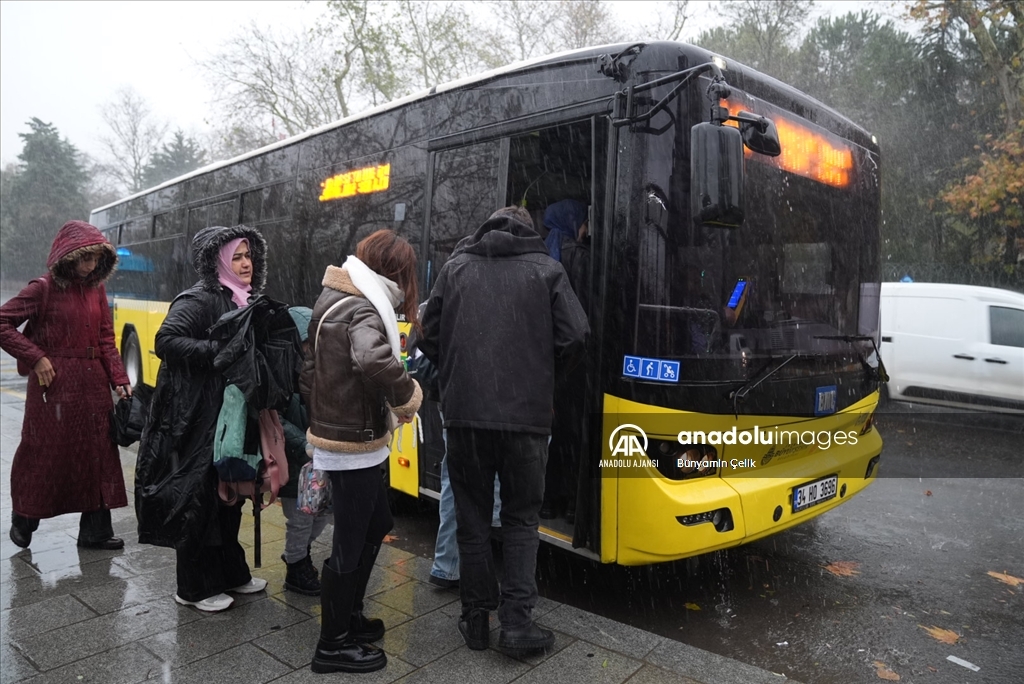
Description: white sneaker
xmin=228 ymin=577 xmax=268 ymax=594
xmin=174 ymin=593 xmax=234 ymax=612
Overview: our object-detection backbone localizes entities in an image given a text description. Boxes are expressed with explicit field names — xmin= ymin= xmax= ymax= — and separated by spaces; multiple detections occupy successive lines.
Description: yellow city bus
xmin=91 ymin=41 xmax=883 ymax=565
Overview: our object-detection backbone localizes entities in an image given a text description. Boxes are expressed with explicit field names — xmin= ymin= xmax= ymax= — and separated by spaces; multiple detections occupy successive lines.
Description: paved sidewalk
xmin=1 ymin=388 xmax=795 ymax=684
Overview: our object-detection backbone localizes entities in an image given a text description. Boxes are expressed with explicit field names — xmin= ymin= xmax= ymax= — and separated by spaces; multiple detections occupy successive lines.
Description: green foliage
xmin=142 ymin=130 xmax=208 ymax=188
xmin=0 ymin=119 xmax=90 ymax=283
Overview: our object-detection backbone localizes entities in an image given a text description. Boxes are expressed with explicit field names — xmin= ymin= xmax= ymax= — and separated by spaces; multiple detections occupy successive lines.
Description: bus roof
xmin=90 ymin=42 xmax=624 ymax=215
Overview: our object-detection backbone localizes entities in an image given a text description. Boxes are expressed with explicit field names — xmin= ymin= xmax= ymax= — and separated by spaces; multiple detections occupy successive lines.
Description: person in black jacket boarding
xmin=418 ymin=206 xmax=589 ymax=654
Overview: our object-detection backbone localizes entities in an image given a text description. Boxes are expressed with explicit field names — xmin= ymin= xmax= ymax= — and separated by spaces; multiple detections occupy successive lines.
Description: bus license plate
xmin=792 ymin=475 xmax=838 ymax=513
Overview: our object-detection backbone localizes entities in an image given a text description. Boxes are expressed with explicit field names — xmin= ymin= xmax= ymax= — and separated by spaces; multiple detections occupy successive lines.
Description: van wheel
xmin=122 ymin=329 xmax=143 ymax=388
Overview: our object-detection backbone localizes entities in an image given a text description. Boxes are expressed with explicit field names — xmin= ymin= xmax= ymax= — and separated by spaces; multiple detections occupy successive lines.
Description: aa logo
xmin=608 ymin=424 xmax=648 ymax=457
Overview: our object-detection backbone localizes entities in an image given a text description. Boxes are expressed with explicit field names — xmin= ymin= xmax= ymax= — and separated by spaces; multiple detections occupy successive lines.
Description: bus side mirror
xmin=738 ymin=111 xmax=781 ymax=157
xmin=691 ymin=122 xmax=744 ymax=228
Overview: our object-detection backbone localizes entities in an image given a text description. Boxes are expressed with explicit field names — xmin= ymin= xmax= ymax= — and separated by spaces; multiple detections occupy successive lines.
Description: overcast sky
xmin=1 ymin=0 xmax=905 ymax=168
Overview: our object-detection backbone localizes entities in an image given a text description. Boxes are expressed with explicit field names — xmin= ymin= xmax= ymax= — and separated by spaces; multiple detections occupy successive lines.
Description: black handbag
xmin=109 ymin=385 xmax=152 ymax=447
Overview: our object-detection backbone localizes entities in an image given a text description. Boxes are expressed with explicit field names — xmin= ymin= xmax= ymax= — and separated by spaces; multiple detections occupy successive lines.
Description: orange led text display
xmin=723 ymin=102 xmax=853 ymax=188
xmin=319 ymin=163 xmax=391 ymax=201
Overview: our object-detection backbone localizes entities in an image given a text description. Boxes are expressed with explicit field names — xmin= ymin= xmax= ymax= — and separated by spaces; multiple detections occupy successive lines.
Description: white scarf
xmin=341 ymin=255 xmax=403 ymax=362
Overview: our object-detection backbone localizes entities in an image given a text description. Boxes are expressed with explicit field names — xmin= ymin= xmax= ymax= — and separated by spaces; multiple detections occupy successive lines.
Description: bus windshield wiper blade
xmin=729 ymin=353 xmax=798 ymax=418
xmin=813 ymin=334 xmax=889 ymax=384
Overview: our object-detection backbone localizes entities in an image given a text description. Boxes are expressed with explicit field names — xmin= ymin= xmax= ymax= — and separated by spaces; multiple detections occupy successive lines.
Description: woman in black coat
xmin=135 ymin=225 xmax=269 ymax=612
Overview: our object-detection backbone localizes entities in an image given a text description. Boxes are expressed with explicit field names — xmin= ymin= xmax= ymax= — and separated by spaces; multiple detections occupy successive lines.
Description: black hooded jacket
xmin=135 ymin=225 xmax=267 ymax=548
xmin=418 ymin=214 xmax=589 ymax=434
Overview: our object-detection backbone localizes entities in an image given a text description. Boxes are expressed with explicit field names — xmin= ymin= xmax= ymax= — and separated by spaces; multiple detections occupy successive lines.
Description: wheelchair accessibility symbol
xmin=622 ymin=356 xmax=679 ymax=383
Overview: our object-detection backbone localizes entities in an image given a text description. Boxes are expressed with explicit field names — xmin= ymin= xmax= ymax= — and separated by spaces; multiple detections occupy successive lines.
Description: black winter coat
xmin=135 ymin=225 xmax=267 ymax=548
xmin=419 ymin=214 xmax=589 ymax=434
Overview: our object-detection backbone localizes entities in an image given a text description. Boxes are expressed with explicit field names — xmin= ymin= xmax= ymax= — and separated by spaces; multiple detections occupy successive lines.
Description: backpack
xmin=213 ymin=384 xmax=288 ymax=509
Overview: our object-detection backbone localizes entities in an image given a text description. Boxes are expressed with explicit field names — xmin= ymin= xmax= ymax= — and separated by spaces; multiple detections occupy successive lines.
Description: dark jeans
xmin=446 ymin=428 xmax=547 ymax=629
xmin=12 ymin=509 xmax=114 ymax=544
xmin=175 ymin=502 xmax=250 ymax=602
xmin=327 ymin=465 xmax=393 ymax=574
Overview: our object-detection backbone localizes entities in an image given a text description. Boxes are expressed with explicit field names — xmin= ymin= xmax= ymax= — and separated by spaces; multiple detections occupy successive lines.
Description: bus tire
xmin=122 ymin=328 xmax=143 ymax=389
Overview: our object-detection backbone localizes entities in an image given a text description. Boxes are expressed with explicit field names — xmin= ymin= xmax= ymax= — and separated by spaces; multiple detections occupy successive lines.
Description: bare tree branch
xmin=98 ymin=87 xmax=168 ymax=193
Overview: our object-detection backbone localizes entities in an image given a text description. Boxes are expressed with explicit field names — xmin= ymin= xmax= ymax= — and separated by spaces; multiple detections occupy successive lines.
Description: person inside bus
xmin=419 ymin=206 xmax=589 ymax=655
xmin=135 ymin=225 xmax=270 ymax=613
xmin=541 ymin=199 xmax=590 ymax=523
xmin=277 ymin=306 xmax=331 ymax=596
xmin=1 ymin=220 xmax=132 ymax=551
xmin=300 ymin=229 xmax=422 ymax=674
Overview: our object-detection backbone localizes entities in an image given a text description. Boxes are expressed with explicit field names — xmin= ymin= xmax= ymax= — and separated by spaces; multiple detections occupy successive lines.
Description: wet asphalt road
xmin=1 ymin=310 xmax=1020 ymax=683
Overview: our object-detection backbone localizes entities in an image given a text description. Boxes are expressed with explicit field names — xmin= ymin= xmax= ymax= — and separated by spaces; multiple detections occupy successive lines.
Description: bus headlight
xmin=651 ymin=441 xmax=718 ymax=481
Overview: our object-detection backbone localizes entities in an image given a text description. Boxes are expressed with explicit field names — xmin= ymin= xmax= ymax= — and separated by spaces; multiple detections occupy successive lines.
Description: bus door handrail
xmin=612 ymin=62 xmax=725 ymax=128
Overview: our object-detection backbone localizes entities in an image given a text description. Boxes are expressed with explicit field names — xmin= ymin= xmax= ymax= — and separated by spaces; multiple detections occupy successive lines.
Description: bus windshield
xmin=631 ymin=90 xmax=881 ymax=387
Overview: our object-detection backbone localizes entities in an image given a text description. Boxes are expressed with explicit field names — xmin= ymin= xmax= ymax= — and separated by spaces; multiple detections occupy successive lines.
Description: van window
xmin=990 ymin=306 xmax=1024 ymax=348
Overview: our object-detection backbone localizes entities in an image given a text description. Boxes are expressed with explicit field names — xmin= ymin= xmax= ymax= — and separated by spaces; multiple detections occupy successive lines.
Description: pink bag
xmin=217 ymin=408 xmax=289 ymax=509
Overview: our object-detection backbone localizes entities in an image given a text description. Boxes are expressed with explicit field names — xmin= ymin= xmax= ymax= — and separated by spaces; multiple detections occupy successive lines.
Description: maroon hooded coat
xmin=0 ymin=220 xmax=130 ymax=518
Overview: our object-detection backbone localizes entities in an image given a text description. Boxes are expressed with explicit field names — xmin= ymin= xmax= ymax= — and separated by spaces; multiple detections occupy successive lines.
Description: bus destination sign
xmin=319 ymin=163 xmax=391 ymax=202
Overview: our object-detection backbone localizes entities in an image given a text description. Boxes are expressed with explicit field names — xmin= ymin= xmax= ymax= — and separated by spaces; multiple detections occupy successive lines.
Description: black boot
xmin=498 ymin=621 xmax=554 ymax=653
xmin=285 ymin=555 xmax=321 ymax=596
xmin=311 ymin=560 xmax=387 ymax=674
xmin=459 ymin=608 xmax=490 ymax=650
xmin=349 ymin=544 xmax=385 ymax=642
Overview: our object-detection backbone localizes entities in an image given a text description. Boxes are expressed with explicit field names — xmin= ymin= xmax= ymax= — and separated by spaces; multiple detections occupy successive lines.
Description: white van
xmin=879 ymin=282 xmax=1024 ymax=412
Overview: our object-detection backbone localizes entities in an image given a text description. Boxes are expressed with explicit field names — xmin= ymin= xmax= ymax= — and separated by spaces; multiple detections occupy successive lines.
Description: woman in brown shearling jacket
xmin=299 ymin=229 xmax=422 ymax=675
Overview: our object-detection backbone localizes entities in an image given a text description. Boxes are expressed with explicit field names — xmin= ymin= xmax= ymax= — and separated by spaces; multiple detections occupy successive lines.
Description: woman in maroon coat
xmin=0 ymin=220 xmax=132 ymax=550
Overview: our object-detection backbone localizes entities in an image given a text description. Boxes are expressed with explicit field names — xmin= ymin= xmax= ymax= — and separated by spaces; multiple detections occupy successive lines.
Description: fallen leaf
xmin=602 ymin=659 xmax=608 ymax=668
xmin=823 ymin=560 xmax=861 ymax=577
xmin=872 ymin=661 xmax=900 ymax=681
xmin=986 ymin=571 xmax=1023 ymax=587
xmin=927 ymin=665 xmax=937 ymax=672
xmin=919 ymin=625 xmax=960 ymax=644
xmin=684 ymin=602 xmax=701 ymax=611
xmin=383 ymin=534 xmax=400 ymax=543
xmin=925 ymin=490 xmax=932 ymax=496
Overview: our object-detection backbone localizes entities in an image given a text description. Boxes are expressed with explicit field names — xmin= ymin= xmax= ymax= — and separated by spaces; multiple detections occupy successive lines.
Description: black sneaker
xmin=458 ymin=609 xmax=490 ymax=650
xmin=9 ymin=525 xmax=30 ymax=549
xmin=428 ymin=574 xmax=459 ymax=589
xmin=498 ymin=621 xmax=554 ymax=653
xmin=285 ymin=555 xmax=321 ymax=596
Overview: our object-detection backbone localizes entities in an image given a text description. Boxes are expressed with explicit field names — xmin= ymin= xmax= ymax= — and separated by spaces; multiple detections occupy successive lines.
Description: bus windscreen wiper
xmin=729 ymin=353 xmax=798 ymax=418
xmin=813 ymin=335 xmax=889 ymax=384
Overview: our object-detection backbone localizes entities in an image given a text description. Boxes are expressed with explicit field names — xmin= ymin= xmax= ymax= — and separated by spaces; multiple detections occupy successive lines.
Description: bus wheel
xmin=122 ymin=329 xmax=143 ymax=388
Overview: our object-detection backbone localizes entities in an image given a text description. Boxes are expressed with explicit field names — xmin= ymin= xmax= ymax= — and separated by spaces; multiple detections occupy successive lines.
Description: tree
xmin=479 ymin=0 xmax=561 ymax=66
xmin=142 ymin=130 xmax=208 ymax=188
xmin=716 ymin=0 xmax=815 ymax=77
xmin=909 ymin=0 xmax=1023 ymax=277
xmin=551 ymin=0 xmax=623 ymax=50
xmin=99 ymin=86 xmax=169 ymax=194
xmin=201 ymin=21 xmax=352 ymax=143
xmin=0 ymin=119 xmax=90 ymax=281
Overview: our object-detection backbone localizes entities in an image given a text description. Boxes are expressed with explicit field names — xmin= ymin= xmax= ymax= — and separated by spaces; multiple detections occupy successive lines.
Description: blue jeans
xmin=430 ymin=452 xmax=500 ymax=582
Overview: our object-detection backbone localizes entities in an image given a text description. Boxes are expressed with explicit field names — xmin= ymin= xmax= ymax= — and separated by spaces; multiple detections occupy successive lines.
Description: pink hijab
xmin=217 ymin=238 xmax=252 ymax=308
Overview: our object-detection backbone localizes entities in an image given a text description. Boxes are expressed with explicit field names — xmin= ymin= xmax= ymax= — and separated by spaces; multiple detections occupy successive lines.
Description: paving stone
xmin=12 ymin=596 xmax=201 ymax=671
xmin=1 ymin=555 xmax=38 ymax=584
xmin=2 ymin=556 xmax=136 ymax=611
xmin=2 ymin=593 xmax=97 ymax=640
xmin=149 ymin=643 xmax=291 ymax=684
xmin=538 ymin=604 xmax=665 ymax=660
xmin=380 ymin=608 xmax=467 ymax=667
xmin=265 ymin=654 xmax=415 ymax=684
xmin=645 ymin=638 xmax=787 ymax=684
xmin=373 ymin=578 xmax=459 ymax=617
xmin=507 ymin=639 xmax=643 ymax=684
xmin=376 ymin=543 xmax=415 ymax=568
xmin=251 ymin=616 xmax=320 ymax=669
xmin=624 ymin=664 xmax=704 ymax=684
xmin=139 ymin=595 xmax=308 ymax=668
xmin=109 ymin=546 xmax=176 ymax=576
xmin=73 ymin=565 xmax=177 ymax=615
xmin=19 ymin=641 xmax=163 ymax=684
xmin=395 ymin=642 xmax=531 ymax=684
xmin=366 ymin=565 xmax=414 ymax=599
xmin=0 ymin=641 xmax=38 ymax=684
xmin=389 ymin=555 xmax=435 ymax=583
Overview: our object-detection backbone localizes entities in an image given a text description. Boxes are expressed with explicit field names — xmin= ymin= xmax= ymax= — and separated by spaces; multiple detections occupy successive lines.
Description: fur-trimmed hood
xmin=47 ymin=220 xmax=118 ymax=289
xmin=191 ymin=225 xmax=268 ymax=294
